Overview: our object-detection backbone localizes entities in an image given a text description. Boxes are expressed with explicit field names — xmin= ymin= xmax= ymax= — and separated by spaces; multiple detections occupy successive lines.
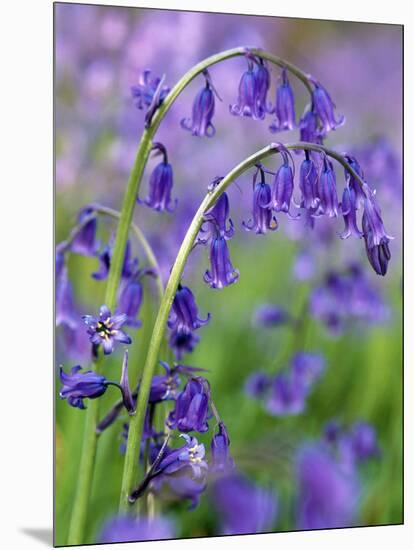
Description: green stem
xmin=66 ymin=355 xmax=102 ymax=545
xmin=118 ymin=141 xmax=366 ymax=511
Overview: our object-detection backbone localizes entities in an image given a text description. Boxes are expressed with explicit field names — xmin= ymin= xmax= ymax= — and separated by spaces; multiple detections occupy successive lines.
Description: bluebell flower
xmin=59 ymin=365 xmax=108 ymax=409
xmin=117 ymin=277 xmax=143 ymax=328
xmin=230 ymin=59 xmax=261 ymax=120
xmin=204 ymin=235 xmax=239 ymax=289
xmin=253 ymin=57 xmax=271 ymax=118
xmin=92 ymin=239 xmax=138 ymax=281
xmin=83 ymin=305 xmax=132 ymax=355
xmin=340 ymin=185 xmax=363 ymax=239
xmin=201 ymin=186 xmax=234 ymax=241
xmin=157 ymin=434 xmax=208 ymax=479
xmin=344 ymin=155 xmax=366 ymax=208
xmin=169 ymin=327 xmax=200 ymax=359
xmin=140 ymin=143 xmax=176 ymax=212
xmin=99 ymin=516 xmax=175 ymax=543
xmin=296 ymin=444 xmax=359 ymax=529
xmin=149 ymin=361 xmax=181 ymax=403
xmin=181 ymin=70 xmax=220 ymax=137
xmin=56 ymin=265 xmax=78 ymax=329
xmin=311 ymin=80 xmax=345 ymax=134
xmin=244 ymin=371 xmax=272 ymax=398
xmin=267 ymin=152 xmax=295 ymax=214
xmin=266 ymin=372 xmax=307 ymax=416
xmin=168 ymin=377 xmax=210 ymax=433
xmin=318 ymin=157 xmax=339 ymax=218
xmin=299 ymin=151 xmax=319 ymax=210
xmin=253 ymin=304 xmax=290 ymax=327
xmin=131 ymin=70 xmax=170 ymax=127
xmin=362 ymin=193 xmax=392 ymax=276
xmin=269 ymin=68 xmax=296 ymax=132
xmin=242 ymin=167 xmax=278 ymax=234
xmin=211 ymin=422 xmax=235 ymax=474
xmin=168 ymin=284 xmax=210 ymax=333
xmin=211 ymin=473 xmax=278 ymax=535
xmin=299 ymin=106 xmax=324 ymax=144
xmin=70 ymin=206 xmax=99 ymax=257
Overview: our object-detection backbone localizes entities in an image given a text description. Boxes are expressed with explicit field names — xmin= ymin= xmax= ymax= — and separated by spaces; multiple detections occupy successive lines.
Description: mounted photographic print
xmin=54 ymin=2 xmax=403 ymax=546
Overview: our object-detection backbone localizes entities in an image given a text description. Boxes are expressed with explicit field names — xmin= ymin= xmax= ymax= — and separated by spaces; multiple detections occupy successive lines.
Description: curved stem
xmin=92 ymin=204 xmax=164 ymax=300
xmin=118 ymin=140 xmax=366 ymax=511
xmin=118 ymin=143 xmax=279 ymax=511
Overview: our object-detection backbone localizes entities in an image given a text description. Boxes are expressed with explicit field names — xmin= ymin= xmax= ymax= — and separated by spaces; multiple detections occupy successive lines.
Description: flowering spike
xmin=311 ymin=80 xmax=345 ymax=134
xmin=269 ymin=68 xmax=296 ymax=132
xmin=59 ymin=365 xmax=108 ymax=409
xmin=204 ymin=235 xmax=239 ymax=289
xmin=181 ymin=70 xmax=219 ymax=137
xmin=82 ymin=305 xmax=132 ymax=355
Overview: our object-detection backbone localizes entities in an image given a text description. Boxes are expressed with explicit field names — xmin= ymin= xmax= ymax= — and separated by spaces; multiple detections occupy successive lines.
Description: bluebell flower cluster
xmin=309 ymin=263 xmax=389 ymax=334
xmin=245 ymin=352 xmax=325 ymax=416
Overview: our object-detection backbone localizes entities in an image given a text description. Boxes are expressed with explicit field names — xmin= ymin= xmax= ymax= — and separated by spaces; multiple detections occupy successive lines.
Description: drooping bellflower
xmin=299 ymin=151 xmax=319 ymax=210
xmin=269 ymin=68 xmax=296 ymax=133
xmin=340 ymin=186 xmax=363 ymax=239
xmin=201 ymin=186 xmax=234 ymax=242
xmin=131 ymin=69 xmax=170 ymax=127
xmin=168 ymin=284 xmax=211 ymax=333
xmin=140 ymin=143 xmax=176 ymax=212
xmin=311 ymin=80 xmax=345 ymax=135
xmin=211 ymin=422 xmax=235 ymax=474
xmin=362 ymin=192 xmax=392 ymax=276
xmin=59 ymin=365 xmax=108 ymax=409
xmin=69 ymin=206 xmax=99 ymax=257
xmin=168 ymin=377 xmax=210 ymax=433
xmin=242 ymin=167 xmax=278 ymax=234
xmin=230 ymin=59 xmax=261 ymax=120
xmin=318 ymin=157 xmax=339 ymax=218
xmin=181 ymin=70 xmax=220 ymax=137
xmin=82 ymin=304 xmax=132 ymax=355
xmin=267 ymin=152 xmax=295 ymax=214
xmin=299 ymin=106 xmax=324 ymax=144
xmin=204 ymin=235 xmax=239 ymax=289
xmin=253 ymin=57 xmax=271 ymax=118
xmin=92 ymin=239 xmax=138 ymax=281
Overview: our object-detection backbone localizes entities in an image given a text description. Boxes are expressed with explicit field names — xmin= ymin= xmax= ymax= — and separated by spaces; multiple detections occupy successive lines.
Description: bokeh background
xmin=55 ymin=2 xmax=402 ymax=545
